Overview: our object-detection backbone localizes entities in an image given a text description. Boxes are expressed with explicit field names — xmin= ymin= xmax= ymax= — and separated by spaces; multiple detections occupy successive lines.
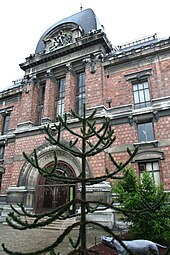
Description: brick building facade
xmin=0 ymin=8 xmax=170 ymax=219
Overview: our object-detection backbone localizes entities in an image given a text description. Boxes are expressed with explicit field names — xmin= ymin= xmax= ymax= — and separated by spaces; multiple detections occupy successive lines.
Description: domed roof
xmin=35 ymin=8 xmax=103 ymax=54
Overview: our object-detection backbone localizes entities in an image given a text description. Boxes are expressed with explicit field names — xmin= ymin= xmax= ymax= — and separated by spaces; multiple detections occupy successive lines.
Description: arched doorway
xmin=35 ymin=161 xmax=76 ymax=214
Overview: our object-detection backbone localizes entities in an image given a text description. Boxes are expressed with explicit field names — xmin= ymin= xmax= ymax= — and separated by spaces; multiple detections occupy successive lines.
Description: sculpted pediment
xmin=43 ymin=23 xmax=83 ymax=53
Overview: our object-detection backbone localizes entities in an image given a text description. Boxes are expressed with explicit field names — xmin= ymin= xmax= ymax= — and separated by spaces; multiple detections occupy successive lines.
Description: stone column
xmin=42 ymin=70 xmax=57 ymax=123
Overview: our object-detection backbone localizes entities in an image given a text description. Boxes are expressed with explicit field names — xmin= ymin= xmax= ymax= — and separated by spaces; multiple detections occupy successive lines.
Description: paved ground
xmin=0 ymin=224 xmax=108 ymax=255
xmin=1 ymin=224 xmax=167 ymax=255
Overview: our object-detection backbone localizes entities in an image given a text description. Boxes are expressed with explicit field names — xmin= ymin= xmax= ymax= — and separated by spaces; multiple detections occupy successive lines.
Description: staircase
xmin=19 ymin=216 xmax=79 ymax=231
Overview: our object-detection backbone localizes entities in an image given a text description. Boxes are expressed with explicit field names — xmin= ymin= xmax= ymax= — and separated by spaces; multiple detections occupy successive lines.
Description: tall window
xmin=138 ymin=122 xmax=154 ymax=143
xmin=0 ymin=146 xmax=4 ymax=191
xmin=133 ymin=80 xmax=151 ymax=109
xmin=38 ymin=83 xmax=45 ymax=124
xmin=2 ymin=114 xmax=10 ymax=135
xmin=0 ymin=146 xmax=4 ymax=162
xmin=56 ymin=78 xmax=66 ymax=117
xmin=76 ymin=72 xmax=85 ymax=116
xmin=0 ymin=174 xmax=2 ymax=191
xmin=139 ymin=161 xmax=160 ymax=185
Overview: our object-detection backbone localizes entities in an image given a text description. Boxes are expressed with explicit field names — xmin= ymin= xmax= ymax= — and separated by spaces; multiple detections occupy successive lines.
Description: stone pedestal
xmin=86 ymin=208 xmax=114 ymax=229
xmin=0 ymin=185 xmax=33 ymax=222
xmin=78 ymin=181 xmax=114 ymax=229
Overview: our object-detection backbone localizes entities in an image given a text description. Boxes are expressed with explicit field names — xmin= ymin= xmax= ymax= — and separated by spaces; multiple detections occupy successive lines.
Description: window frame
xmin=56 ymin=77 xmax=66 ymax=118
xmin=132 ymin=79 xmax=151 ymax=109
xmin=138 ymin=161 xmax=160 ymax=186
xmin=76 ymin=72 xmax=86 ymax=116
xmin=0 ymin=146 xmax=4 ymax=161
xmin=38 ymin=82 xmax=46 ymax=125
xmin=2 ymin=113 xmax=10 ymax=135
xmin=137 ymin=121 xmax=155 ymax=143
xmin=0 ymin=173 xmax=2 ymax=191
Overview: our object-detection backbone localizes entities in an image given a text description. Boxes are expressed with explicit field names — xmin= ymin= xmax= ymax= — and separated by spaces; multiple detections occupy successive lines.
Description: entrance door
xmin=35 ymin=161 xmax=76 ymax=214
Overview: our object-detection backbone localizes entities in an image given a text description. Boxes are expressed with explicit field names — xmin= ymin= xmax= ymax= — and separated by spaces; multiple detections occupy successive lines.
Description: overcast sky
xmin=0 ymin=0 xmax=170 ymax=91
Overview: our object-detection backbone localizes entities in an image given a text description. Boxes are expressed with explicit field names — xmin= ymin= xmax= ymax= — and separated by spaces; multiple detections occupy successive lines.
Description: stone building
xmin=0 ymin=8 xmax=170 ymax=221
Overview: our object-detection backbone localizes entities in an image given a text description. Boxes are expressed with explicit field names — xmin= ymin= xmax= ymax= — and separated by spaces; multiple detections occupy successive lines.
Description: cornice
xmin=20 ymin=31 xmax=112 ymax=71
xmin=104 ymin=37 xmax=170 ymax=68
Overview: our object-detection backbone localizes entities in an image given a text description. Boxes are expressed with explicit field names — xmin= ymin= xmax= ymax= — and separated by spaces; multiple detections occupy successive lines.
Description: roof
xmin=110 ymin=34 xmax=166 ymax=56
xmin=35 ymin=8 xmax=103 ymax=54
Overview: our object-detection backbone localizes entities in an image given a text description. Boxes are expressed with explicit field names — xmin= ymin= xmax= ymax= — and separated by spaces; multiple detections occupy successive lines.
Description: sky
xmin=0 ymin=0 xmax=170 ymax=91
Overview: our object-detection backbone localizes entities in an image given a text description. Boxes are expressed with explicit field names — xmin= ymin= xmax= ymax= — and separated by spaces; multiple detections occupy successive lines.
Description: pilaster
xmin=85 ymin=53 xmax=105 ymax=108
xmin=64 ymin=63 xmax=77 ymax=113
xmin=17 ymin=75 xmax=38 ymax=129
xmin=42 ymin=70 xmax=57 ymax=124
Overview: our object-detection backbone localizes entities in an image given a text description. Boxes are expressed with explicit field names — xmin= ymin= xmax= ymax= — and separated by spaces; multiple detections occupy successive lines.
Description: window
xmin=38 ymin=83 xmax=45 ymax=124
xmin=133 ymin=80 xmax=151 ymax=109
xmin=0 ymin=146 xmax=4 ymax=191
xmin=139 ymin=161 xmax=160 ymax=185
xmin=138 ymin=122 xmax=154 ymax=143
xmin=0 ymin=146 xmax=4 ymax=161
xmin=76 ymin=72 xmax=85 ymax=116
xmin=0 ymin=174 xmax=2 ymax=190
xmin=2 ymin=114 xmax=10 ymax=135
xmin=56 ymin=78 xmax=66 ymax=117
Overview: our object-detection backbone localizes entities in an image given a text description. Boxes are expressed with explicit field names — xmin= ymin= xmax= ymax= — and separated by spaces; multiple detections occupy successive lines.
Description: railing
xmin=117 ymin=33 xmax=157 ymax=50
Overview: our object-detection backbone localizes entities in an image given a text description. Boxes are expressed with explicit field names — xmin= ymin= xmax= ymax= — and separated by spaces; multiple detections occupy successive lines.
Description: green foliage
xmin=113 ymin=167 xmax=170 ymax=242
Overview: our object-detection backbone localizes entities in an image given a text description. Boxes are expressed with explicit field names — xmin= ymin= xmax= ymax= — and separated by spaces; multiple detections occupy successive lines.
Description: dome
xmin=35 ymin=8 xmax=103 ymax=54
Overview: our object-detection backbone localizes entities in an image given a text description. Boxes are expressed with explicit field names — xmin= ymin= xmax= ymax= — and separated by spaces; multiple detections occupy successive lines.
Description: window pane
xmin=76 ymin=72 xmax=85 ymax=115
xmin=154 ymin=171 xmax=160 ymax=186
xmin=138 ymin=83 xmax=143 ymax=90
xmin=143 ymin=81 xmax=149 ymax=89
xmin=0 ymin=147 xmax=4 ymax=160
xmin=144 ymin=89 xmax=151 ymax=101
xmin=138 ymin=122 xmax=154 ymax=142
xmin=39 ymin=84 xmax=45 ymax=105
xmin=133 ymin=81 xmax=151 ymax=109
xmin=153 ymin=161 xmax=159 ymax=170
xmin=134 ymin=91 xmax=139 ymax=103
xmin=3 ymin=114 xmax=10 ymax=135
xmin=139 ymin=161 xmax=160 ymax=186
xmin=138 ymin=123 xmax=146 ymax=142
xmin=56 ymin=78 xmax=66 ymax=117
xmin=146 ymin=122 xmax=154 ymax=141
xmin=0 ymin=174 xmax=2 ymax=190
xmin=139 ymin=90 xmax=145 ymax=103
xmin=146 ymin=162 xmax=152 ymax=171
xmin=133 ymin=84 xmax=138 ymax=91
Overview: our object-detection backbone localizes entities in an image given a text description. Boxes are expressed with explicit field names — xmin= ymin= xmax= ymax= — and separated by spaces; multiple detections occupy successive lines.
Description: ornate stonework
xmin=43 ymin=23 xmax=83 ymax=53
xmin=19 ymin=142 xmax=92 ymax=188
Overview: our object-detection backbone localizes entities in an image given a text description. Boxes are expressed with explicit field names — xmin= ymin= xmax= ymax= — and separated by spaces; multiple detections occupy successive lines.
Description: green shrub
xmin=113 ymin=167 xmax=170 ymax=243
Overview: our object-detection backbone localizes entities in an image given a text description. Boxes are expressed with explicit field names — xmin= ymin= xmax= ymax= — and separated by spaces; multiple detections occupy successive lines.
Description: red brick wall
xmin=86 ymin=62 xmax=105 ymax=108
xmin=19 ymin=84 xmax=35 ymax=123
xmin=1 ymin=47 xmax=170 ymax=194
xmin=1 ymin=134 xmax=46 ymax=193
xmin=0 ymin=95 xmax=22 ymax=131
xmin=113 ymin=124 xmax=137 ymax=145
xmin=105 ymin=58 xmax=170 ymax=107
xmin=151 ymin=59 xmax=170 ymax=98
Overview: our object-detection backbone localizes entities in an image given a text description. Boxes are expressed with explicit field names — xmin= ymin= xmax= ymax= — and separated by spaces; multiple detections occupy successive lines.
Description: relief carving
xmin=44 ymin=30 xmax=73 ymax=53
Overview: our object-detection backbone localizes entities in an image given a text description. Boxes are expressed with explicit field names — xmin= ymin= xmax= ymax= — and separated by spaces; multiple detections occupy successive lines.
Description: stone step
xmin=19 ymin=216 xmax=79 ymax=230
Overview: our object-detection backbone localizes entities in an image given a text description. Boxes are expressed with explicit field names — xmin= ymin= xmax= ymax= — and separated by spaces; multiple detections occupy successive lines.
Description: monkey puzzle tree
xmin=2 ymin=105 xmax=142 ymax=255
